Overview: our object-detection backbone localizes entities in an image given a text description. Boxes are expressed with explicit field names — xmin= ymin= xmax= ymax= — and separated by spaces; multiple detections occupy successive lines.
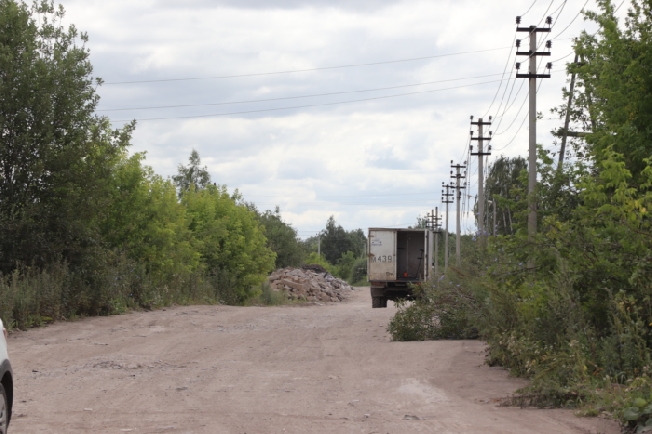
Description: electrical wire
xmin=551 ymin=0 xmax=590 ymax=39
xmin=551 ymin=50 xmax=574 ymax=63
xmin=521 ymin=0 xmax=540 ymax=17
xmin=494 ymin=89 xmax=529 ymax=136
xmin=493 ymin=65 xmax=562 ymax=135
xmin=245 ymin=191 xmax=436 ymax=199
xmin=103 ymin=46 xmax=512 ymax=85
xmin=482 ymin=38 xmax=516 ymax=119
xmin=109 ymin=78 xmax=504 ymax=122
xmin=493 ymin=78 xmax=545 ymax=152
xmin=99 ymin=71 xmax=516 ymax=112
xmin=536 ymin=0 xmax=558 ymax=27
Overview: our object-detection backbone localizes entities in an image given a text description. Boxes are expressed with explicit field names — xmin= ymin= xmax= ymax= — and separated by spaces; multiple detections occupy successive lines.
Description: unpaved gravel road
xmin=8 ymin=287 xmax=619 ymax=433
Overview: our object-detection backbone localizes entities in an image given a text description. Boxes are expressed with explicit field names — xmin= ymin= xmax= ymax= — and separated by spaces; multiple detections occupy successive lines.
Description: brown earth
xmin=8 ymin=288 xmax=620 ymax=433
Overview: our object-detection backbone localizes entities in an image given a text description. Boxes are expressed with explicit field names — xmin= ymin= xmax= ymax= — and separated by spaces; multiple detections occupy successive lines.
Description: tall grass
xmin=0 ymin=255 xmax=221 ymax=330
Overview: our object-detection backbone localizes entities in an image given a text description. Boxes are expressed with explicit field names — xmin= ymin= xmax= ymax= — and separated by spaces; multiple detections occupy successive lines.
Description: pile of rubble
xmin=268 ymin=265 xmax=354 ymax=302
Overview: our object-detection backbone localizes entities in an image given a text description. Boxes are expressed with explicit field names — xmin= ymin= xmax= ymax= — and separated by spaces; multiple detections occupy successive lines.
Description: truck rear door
xmin=368 ymin=229 xmax=396 ymax=281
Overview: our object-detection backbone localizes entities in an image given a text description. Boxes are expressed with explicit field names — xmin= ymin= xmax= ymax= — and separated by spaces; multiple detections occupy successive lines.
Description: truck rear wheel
xmin=372 ymin=297 xmax=383 ymax=308
xmin=381 ymin=297 xmax=388 ymax=308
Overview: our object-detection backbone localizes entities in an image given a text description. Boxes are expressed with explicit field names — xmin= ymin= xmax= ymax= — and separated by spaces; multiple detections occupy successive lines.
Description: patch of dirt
xmin=8 ymin=289 xmax=620 ymax=433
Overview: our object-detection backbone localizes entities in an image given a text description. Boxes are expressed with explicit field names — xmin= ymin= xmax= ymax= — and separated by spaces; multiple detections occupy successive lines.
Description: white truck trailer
xmin=367 ymin=228 xmax=435 ymax=308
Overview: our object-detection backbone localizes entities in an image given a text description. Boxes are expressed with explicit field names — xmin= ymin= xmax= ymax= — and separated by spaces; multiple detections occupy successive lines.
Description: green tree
xmin=172 ymin=149 xmax=211 ymax=197
xmin=102 ymin=153 xmax=200 ymax=280
xmin=0 ymin=0 xmax=131 ymax=272
xmin=482 ymin=156 xmax=527 ymax=235
xmin=319 ymin=216 xmax=366 ymax=264
xmin=555 ymin=0 xmax=652 ymax=183
xmin=182 ymin=184 xmax=275 ymax=303
xmin=256 ymin=207 xmax=304 ymax=269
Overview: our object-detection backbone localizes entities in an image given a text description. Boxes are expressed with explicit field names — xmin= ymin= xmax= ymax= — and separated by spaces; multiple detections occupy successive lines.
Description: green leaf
xmin=625 ymin=407 xmax=641 ymax=421
xmin=635 ymin=398 xmax=648 ymax=408
xmin=636 ymin=422 xmax=652 ymax=433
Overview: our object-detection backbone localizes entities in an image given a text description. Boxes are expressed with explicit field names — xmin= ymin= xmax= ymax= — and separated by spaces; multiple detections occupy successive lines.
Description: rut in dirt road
xmin=8 ymin=288 xmax=618 ymax=434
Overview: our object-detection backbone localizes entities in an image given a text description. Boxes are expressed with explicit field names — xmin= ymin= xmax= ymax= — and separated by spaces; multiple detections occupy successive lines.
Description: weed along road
xmin=8 ymin=289 xmax=618 ymax=434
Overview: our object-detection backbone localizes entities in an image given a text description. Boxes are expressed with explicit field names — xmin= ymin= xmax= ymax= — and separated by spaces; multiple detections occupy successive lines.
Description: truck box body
xmin=367 ymin=228 xmax=434 ymax=308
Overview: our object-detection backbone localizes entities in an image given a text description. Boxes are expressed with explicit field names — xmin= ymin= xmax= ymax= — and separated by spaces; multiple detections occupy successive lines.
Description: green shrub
xmin=388 ymin=278 xmax=479 ymax=341
xmin=246 ymin=281 xmax=290 ymax=306
xmin=304 ymin=253 xmax=335 ymax=274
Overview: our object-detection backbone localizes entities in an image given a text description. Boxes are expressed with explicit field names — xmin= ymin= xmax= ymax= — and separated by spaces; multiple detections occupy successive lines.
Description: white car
xmin=0 ymin=320 xmax=12 ymax=434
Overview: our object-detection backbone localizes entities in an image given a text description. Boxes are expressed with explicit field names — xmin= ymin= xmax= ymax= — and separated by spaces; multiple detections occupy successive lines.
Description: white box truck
xmin=367 ymin=228 xmax=435 ymax=308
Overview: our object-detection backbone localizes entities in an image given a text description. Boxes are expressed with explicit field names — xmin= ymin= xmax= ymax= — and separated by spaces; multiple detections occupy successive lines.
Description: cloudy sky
xmin=58 ymin=0 xmax=616 ymax=238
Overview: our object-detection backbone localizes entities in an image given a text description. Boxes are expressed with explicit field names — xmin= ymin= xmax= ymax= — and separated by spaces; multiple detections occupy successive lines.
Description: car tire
xmin=372 ymin=297 xmax=382 ymax=308
xmin=381 ymin=297 xmax=388 ymax=308
xmin=0 ymin=383 xmax=8 ymax=434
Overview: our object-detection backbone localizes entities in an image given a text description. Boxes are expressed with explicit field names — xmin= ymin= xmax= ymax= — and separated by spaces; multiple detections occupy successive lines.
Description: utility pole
xmin=470 ymin=116 xmax=492 ymax=241
xmin=450 ymin=161 xmax=466 ymax=266
xmin=559 ymin=53 xmax=579 ymax=167
xmin=493 ymin=196 xmax=497 ymax=236
xmin=318 ymin=235 xmax=321 ymax=257
xmin=442 ymin=182 xmax=454 ymax=270
xmin=426 ymin=208 xmax=442 ymax=277
xmin=516 ymin=15 xmax=552 ymax=241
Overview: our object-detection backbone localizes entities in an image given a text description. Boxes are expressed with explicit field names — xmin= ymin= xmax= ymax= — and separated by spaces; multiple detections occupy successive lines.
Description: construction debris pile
xmin=268 ymin=265 xmax=354 ymax=302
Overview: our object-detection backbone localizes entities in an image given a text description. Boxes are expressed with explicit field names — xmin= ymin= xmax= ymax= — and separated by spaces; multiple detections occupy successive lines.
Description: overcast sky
xmin=58 ymin=0 xmax=617 ymax=238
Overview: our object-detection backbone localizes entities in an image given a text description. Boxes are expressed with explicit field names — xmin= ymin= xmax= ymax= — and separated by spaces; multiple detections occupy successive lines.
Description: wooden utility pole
xmin=450 ymin=161 xmax=466 ymax=266
xmin=516 ymin=15 xmax=552 ymax=241
xmin=559 ymin=53 xmax=579 ymax=167
xmin=470 ymin=116 xmax=492 ymax=240
xmin=442 ymin=182 xmax=454 ymax=270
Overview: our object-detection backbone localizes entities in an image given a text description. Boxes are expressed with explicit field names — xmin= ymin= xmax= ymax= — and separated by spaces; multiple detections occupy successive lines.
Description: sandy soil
xmin=7 ymin=287 xmax=620 ymax=434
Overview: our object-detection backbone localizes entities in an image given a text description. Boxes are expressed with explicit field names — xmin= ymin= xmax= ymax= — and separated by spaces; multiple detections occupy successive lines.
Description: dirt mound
xmin=268 ymin=267 xmax=354 ymax=302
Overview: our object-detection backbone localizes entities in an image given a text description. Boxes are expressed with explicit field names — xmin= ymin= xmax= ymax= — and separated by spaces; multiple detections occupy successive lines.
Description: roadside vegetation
xmin=0 ymin=0 xmax=368 ymax=324
xmin=389 ymin=1 xmax=652 ymax=430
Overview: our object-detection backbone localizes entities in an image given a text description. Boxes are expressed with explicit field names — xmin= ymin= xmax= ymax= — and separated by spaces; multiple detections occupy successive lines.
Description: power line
xmin=99 ymin=71 xmax=515 ymax=112
xmin=552 ymin=50 xmax=574 ymax=63
xmin=103 ymin=46 xmax=512 ymax=85
xmin=493 ymin=59 xmax=547 ymax=136
xmin=482 ymin=0 xmax=559 ymax=120
xmin=551 ymin=0 xmax=590 ymax=39
xmin=246 ymin=191 xmax=436 ymax=199
xmin=253 ymin=201 xmax=448 ymax=207
xmin=521 ymin=0 xmax=540 ymax=17
xmin=109 ymin=78 xmax=504 ymax=122
xmin=482 ymin=39 xmax=516 ymax=118
xmin=493 ymin=79 xmax=545 ymax=152
xmin=536 ymin=0 xmax=558 ymax=27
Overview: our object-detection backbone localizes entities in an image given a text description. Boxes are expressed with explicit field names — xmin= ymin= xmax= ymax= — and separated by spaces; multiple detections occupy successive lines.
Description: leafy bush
xmin=388 ymin=277 xmax=479 ymax=341
xmin=246 ymin=281 xmax=290 ymax=306
xmin=350 ymin=257 xmax=368 ymax=286
xmin=304 ymin=253 xmax=335 ymax=274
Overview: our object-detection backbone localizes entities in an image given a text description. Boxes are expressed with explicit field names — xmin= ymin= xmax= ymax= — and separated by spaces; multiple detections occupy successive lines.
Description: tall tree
xmin=558 ymin=0 xmax=652 ymax=182
xmin=483 ymin=156 xmax=527 ymax=235
xmin=0 ymin=0 xmax=130 ymax=272
xmin=319 ymin=216 xmax=366 ymax=264
xmin=256 ymin=207 xmax=304 ymax=269
xmin=172 ymin=149 xmax=211 ymax=197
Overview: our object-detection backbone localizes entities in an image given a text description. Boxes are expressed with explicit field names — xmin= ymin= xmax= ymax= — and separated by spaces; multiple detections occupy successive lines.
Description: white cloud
xmin=59 ymin=0 xmax=611 ymax=235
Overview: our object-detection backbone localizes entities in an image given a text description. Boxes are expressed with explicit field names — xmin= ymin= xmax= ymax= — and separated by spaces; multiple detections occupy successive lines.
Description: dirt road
xmin=8 ymin=288 xmax=619 ymax=433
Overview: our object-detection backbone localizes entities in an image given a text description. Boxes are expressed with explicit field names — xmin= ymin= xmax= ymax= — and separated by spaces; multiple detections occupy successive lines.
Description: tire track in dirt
xmin=8 ymin=288 xmax=619 ymax=433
